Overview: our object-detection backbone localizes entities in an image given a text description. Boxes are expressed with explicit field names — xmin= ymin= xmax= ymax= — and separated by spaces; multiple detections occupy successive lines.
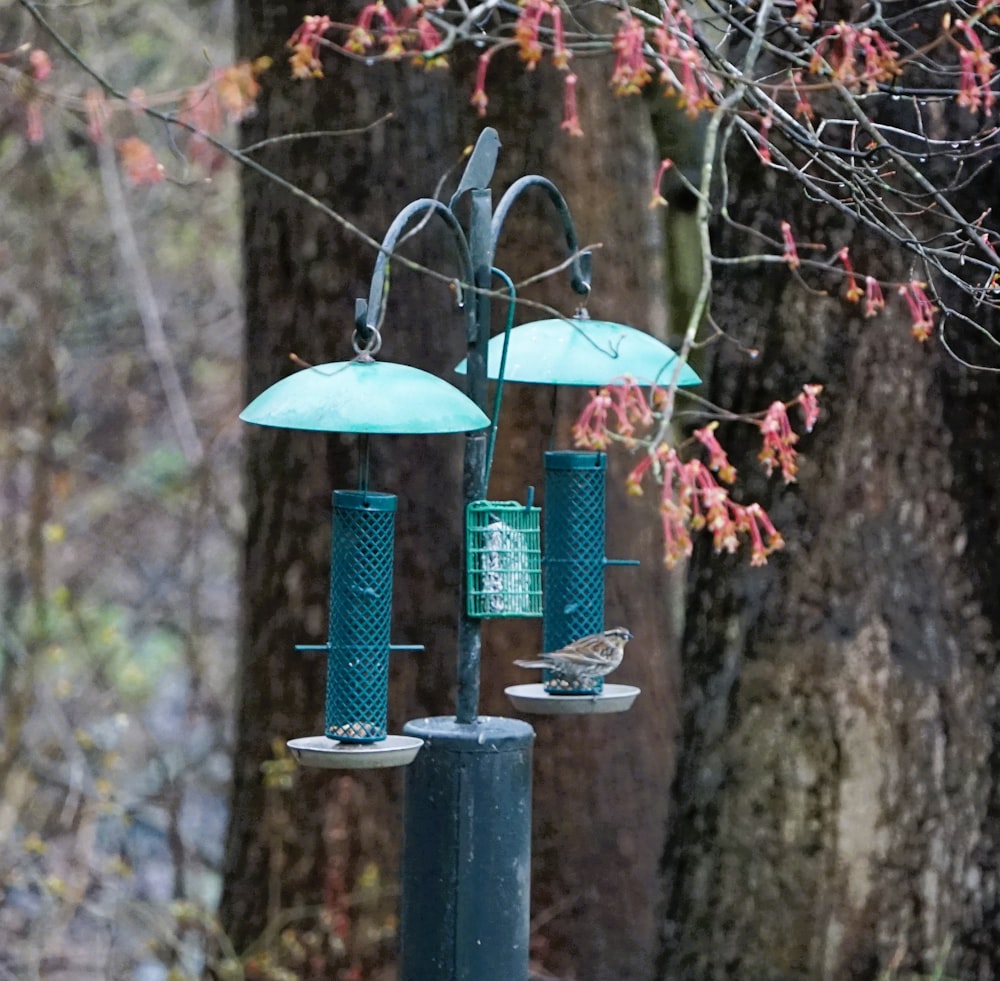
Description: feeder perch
xmin=466 ymin=498 xmax=542 ymax=618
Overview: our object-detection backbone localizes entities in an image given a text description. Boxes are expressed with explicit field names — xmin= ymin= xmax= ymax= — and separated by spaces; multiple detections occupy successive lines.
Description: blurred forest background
xmin=1 ymin=2 xmax=243 ymax=977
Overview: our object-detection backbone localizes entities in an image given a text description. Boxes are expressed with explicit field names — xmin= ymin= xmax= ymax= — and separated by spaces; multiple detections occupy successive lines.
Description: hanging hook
xmin=352 ymin=325 xmax=383 ymax=361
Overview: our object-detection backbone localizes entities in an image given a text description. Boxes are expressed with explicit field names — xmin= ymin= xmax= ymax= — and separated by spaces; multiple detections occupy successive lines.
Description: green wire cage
xmin=465 ymin=499 xmax=542 ymax=618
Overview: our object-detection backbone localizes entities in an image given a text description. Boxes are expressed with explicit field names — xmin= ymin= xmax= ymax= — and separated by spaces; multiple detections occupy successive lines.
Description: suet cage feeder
xmin=465 ymin=498 xmax=542 ymax=619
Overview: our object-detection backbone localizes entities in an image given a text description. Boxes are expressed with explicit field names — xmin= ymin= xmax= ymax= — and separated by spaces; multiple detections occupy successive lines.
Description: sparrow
xmin=514 ymin=627 xmax=632 ymax=685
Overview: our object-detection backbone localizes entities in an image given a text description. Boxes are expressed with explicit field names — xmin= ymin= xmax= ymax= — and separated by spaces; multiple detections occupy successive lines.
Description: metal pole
xmin=397 ymin=129 xmax=592 ymax=981
xmin=400 ymin=131 xmax=536 ymax=981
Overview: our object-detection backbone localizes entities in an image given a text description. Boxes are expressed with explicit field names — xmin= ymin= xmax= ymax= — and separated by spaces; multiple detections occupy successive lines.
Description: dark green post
xmin=399 ymin=717 xmax=534 ymax=981
xmin=373 ymin=129 xmax=590 ymax=981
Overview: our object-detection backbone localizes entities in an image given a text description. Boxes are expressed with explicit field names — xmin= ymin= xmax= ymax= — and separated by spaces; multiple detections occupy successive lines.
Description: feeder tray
xmin=466 ymin=501 xmax=542 ymax=618
xmin=504 ymin=683 xmax=640 ymax=715
xmin=287 ymin=734 xmax=424 ymax=769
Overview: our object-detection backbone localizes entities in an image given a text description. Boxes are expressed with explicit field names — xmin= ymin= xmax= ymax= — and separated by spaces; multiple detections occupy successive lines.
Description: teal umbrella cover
xmin=455 ymin=318 xmax=701 ymax=387
xmin=241 ymin=359 xmax=490 ymax=434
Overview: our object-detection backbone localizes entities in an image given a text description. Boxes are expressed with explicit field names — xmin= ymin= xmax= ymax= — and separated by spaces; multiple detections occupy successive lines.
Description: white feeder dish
xmin=504 ymin=683 xmax=640 ymax=715
xmin=287 ymin=734 xmax=424 ymax=769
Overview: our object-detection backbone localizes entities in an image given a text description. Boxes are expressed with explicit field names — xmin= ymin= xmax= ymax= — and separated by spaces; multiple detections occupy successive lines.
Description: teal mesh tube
xmin=326 ymin=490 xmax=396 ymax=743
xmin=543 ymin=451 xmax=606 ymax=694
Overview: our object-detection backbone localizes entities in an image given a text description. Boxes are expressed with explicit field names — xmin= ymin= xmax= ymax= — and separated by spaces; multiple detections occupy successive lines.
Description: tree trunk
xmin=225 ymin=6 xmax=679 ymax=978
xmin=655 ymin=129 xmax=1000 ymax=979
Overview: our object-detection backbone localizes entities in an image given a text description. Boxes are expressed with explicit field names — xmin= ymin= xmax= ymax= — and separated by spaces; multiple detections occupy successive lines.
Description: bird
xmin=514 ymin=627 xmax=632 ymax=686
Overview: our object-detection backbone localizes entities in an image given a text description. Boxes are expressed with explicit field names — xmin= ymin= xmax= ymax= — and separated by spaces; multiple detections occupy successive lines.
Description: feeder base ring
xmin=287 ymin=734 xmax=423 ymax=769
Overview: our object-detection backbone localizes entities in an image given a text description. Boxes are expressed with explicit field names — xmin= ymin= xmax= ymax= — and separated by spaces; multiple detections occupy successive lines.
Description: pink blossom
xmin=836 ymin=247 xmax=863 ymax=302
xmin=561 ymin=73 xmax=583 ymax=137
xmin=288 ymin=14 xmax=333 ymax=76
xmin=758 ymin=400 xmax=800 ymax=482
xmin=898 ymin=280 xmax=937 ymax=341
xmin=610 ymin=14 xmax=652 ymax=95
xmin=29 ymin=49 xmax=52 ymax=81
xmin=863 ymin=276 xmax=885 ymax=317
xmin=650 ymin=158 xmax=674 ymax=209
xmin=694 ymin=422 xmax=737 ymax=483
xmin=781 ymin=221 xmax=800 ymax=270
xmin=118 ymin=137 xmax=165 ymax=185
xmin=798 ymin=384 xmax=822 ymax=432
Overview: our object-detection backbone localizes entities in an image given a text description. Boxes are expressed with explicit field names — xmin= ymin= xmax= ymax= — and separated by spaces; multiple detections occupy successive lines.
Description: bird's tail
xmin=513 ymin=659 xmax=549 ymax=669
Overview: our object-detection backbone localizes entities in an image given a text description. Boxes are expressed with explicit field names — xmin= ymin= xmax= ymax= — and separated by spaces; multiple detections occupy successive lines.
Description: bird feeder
xmin=242 ymin=129 xmax=706 ymax=981
xmin=464 ymin=313 xmax=701 ymax=715
xmin=503 ymin=450 xmax=645 ymax=714
xmin=541 ymin=451 xmax=608 ymax=694
xmin=240 ymin=341 xmax=489 ymax=769
xmin=465 ymin=496 xmax=542 ymax=618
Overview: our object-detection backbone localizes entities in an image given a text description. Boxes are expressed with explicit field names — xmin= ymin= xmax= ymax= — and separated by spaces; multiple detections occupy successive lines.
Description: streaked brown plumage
xmin=513 ymin=627 xmax=632 ymax=685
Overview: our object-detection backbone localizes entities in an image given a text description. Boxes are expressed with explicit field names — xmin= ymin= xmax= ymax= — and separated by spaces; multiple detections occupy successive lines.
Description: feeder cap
xmin=454 ymin=317 xmax=701 ymax=387
xmin=241 ymin=360 xmax=490 ymax=434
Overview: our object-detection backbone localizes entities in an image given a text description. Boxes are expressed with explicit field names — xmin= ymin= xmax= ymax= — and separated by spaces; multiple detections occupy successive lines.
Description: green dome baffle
xmin=326 ymin=491 xmax=396 ymax=743
xmin=542 ymin=451 xmax=608 ymax=695
xmin=455 ymin=316 xmax=701 ymax=388
xmin=240 ymin=359 xmax=489 ymax=434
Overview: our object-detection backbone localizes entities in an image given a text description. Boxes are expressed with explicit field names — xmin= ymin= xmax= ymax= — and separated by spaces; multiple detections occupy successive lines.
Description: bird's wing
xmin=557 ymin=647 xmax=610 ymax=669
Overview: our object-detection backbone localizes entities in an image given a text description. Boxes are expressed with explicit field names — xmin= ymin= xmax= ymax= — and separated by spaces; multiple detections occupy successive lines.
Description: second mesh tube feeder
xmin=543 ymin=450 xmax=608 ymax=694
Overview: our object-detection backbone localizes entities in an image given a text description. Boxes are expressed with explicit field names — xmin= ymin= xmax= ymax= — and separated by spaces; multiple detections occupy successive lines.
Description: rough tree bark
xmin=655 ymin=120 xmax=1000 ymax=979
xmin=224 ymin=4 xmax=680 ymax=978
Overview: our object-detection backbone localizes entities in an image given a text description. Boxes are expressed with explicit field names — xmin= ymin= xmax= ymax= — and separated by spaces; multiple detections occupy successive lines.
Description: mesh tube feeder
xmin=542 ymin=451 xmax=608 ymax=694
xmin=326 ymin=490 xmax=396 ymax=742
xmin=505 ymin=450 xmax=643 ymax=715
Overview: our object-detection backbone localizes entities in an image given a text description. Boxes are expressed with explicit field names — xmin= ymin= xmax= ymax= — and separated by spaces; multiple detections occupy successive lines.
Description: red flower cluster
xmin=572 ymin=377 xmax=655 ymax=449
xmin=899 ymin=280 xmax=938 ymax=341
xmin=954 ymin=19 xmax=996 ymax=113
xmin=572 ymin=379 xmax=821 ymax=566
xmin=810 ymin=22 xmax=901 ymax=91
xmin=782 ymin=227 xmax=938 ymax=340
xmin=628 ymin=445 xmax=784 ymax=567
xmin=514 ymin=0 xmax=569 ymax=70
xmin=474 ymin=0 xmax=574 ymax=128
xmin=653 ymin=1 xmax=715 ymax=115
xmin=611 ymin=14 xmax=653 ymax=95
xmin=289 ymin=15 xmax=334 ymax=77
